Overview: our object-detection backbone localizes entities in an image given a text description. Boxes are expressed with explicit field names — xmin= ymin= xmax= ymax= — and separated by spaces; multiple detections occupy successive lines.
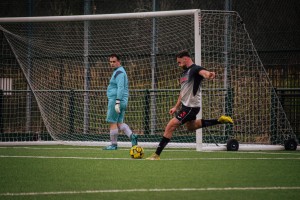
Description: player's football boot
xmin=146 ymin=153 xmax=160 ymax=160
xmin=218 ymin=115 xmax=234 ymax=124
xmin=130 ymin=133 xmax=138 ymax=146
xmin=103 ymin=144 xmax=118 ymax=150
xmin=130 ymin=134 xmax=138 ymax=146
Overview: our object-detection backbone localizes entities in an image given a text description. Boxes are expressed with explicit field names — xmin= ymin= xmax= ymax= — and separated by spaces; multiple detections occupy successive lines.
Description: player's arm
xmin=169 ymin=94 xmax=182 ymax=115
xmin=199 ymin=69 xmax=215 ymax=80
xmin=115 ymin=71 xmax=126 ymax=100
xmin=115 ymin=71 xmax=125 ymax=113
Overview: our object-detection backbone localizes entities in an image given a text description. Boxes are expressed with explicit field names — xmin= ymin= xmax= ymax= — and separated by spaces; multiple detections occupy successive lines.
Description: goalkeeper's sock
xmin=110 ymin=128 xmax=119 ymax=145
xmin=201 ymin=119 xmax=220 ymax=128
xmin=155 ymin=136 xmax=170 ymax=155
xmin=119 ymin=123 xmax=132 ymax=138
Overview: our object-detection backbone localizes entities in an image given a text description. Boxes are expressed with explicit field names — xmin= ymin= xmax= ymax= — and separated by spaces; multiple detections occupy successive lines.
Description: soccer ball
xmin=130 ymin=145 xmax=144 ymax=159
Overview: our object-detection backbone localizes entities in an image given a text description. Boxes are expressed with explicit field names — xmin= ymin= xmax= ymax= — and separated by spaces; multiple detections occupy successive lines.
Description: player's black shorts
xmin=175 ymin=104 xmax=200 ymax=125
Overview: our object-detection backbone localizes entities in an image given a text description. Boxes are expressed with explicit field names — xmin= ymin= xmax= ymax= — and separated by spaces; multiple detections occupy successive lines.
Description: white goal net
xmin=0 ymin=9 xmax=296 ymax=149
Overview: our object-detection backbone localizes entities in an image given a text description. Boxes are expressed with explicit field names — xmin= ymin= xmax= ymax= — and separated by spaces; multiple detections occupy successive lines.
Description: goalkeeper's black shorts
xmin=175 ymin=104 xmax=200 ymax=125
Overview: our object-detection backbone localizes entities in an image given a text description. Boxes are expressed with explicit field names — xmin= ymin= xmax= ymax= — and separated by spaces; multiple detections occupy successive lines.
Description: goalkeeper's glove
xmin=115 ymin=99 xmax=121 ymax=113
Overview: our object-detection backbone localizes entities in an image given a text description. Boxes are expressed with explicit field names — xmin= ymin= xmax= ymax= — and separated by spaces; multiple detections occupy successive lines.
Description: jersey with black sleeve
xmin=179 ymin=64 xmax=206 ymax=107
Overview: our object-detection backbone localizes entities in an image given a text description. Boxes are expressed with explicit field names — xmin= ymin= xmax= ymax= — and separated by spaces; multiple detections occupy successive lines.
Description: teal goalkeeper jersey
xmin=106 ymin=66 xmax=129 ymax=103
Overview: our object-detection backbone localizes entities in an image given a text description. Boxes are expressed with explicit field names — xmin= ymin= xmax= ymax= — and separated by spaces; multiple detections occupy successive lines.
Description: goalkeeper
xmin=146 ymin=50 xmax=233 ymax=160
xmin=103 ymin=54 xmax=138 ymax=150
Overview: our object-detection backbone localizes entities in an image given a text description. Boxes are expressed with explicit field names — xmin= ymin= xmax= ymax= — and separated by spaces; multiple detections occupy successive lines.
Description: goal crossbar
xmin=0 ymin=9 xmax=200 ymax=23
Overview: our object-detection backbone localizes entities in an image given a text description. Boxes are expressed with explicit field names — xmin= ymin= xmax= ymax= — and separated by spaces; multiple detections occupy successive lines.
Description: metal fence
xmin=0 ymin=88 xmax=299 ymax=142
xmin=275 ymin=88 xmax=300 ymax=141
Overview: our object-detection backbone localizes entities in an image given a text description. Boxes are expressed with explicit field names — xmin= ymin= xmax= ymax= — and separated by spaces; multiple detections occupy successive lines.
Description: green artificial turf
xmin=0 ymin=146 xmax=299 ymax=200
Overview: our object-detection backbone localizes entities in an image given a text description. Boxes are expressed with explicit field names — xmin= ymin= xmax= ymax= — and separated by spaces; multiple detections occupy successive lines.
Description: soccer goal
xmin=0 ymin=9 xmax=297 ymax=150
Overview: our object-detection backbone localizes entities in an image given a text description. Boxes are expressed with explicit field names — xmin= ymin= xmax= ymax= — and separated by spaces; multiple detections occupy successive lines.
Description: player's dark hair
xmin=176 ymin=50 xmax=190 ymax=58
xmin=109 ymin=53 xmax=120 ymax=61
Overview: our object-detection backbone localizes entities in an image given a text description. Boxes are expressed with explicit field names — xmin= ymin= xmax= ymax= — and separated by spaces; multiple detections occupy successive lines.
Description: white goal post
xmin=0 ymin=9 xmax=297 ymax=151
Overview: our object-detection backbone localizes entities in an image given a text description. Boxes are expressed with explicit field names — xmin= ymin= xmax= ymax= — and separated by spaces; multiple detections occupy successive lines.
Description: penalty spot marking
xmin=1 ymin=187 xmax=300 ymax=196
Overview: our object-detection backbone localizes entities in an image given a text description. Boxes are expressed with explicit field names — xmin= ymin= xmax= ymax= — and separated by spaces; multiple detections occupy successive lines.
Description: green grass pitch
xmin=0 ymin=145 xmax=299 ymax=200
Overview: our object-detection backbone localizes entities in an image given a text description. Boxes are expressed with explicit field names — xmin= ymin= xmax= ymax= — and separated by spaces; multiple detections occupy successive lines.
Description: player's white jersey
xmin=180 ymin=64 xmax=205 ymax=107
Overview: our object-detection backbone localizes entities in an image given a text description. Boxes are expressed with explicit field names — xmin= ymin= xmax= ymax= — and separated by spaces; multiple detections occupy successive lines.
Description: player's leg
xmin=185 ymin=116 xmax=234 ymax=130
xmin=117 ymin=101 xmax=138 ymax=146
xmin=146 ymin=117 xmax=180 ymax=160
xmin=147 ymin=105 xmax=194 ymax=160
xmin=104 ymin=100 xmax=119 ymax=150
xmin=103 ymin=124 xmax=118 ymax=150
xmin=185 ymin=119 xmax=220 ymax=130
xmin=158 ymin=118 xmax=180 ymax=152
xmin=118 ymin=123 xmax=138 ymax=146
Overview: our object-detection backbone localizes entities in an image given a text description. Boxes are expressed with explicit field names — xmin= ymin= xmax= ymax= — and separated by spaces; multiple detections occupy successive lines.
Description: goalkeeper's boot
xmin=146 ymin=153 xmax=160 ymax=160
xmin=130 ymin=134 xmax=138 ymax=146
xmin=218 ymin=115 xmax=234 ymax=124
xmin=103 ymin=144 xmax=118 ymax=150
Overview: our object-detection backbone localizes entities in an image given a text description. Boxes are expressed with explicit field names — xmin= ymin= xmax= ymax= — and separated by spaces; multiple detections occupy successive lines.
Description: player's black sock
xmin=155 ymin=136 xmax=170 ymax=156
xmin=201 ymin=119 xmax=220 ymax=127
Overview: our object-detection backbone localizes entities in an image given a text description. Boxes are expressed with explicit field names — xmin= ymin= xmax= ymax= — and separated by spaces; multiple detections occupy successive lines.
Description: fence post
xmin=69 ymin=90 xmax=75 ymax=134
xmin=144 ymin=89 xmax=150 ymax=134
xmin=0 ymin=90 xmax=3 ymax=133
xmin=225 ymin=87 xmax=233 ymax=139
xmin=270 ymin=88 xmax=278 ymax=144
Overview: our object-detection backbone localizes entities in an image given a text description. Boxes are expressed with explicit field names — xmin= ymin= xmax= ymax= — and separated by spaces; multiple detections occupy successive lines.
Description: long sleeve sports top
xmin=106 ymin=66 xmax=129 ymax=103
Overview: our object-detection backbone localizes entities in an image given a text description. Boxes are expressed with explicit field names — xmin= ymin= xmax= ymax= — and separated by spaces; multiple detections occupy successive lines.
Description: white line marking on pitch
xmin=0 ymin=155 xmax=131 ymax=160
xmin=1 ymin=146 xmax=299 ymax=156
xmin=1 ymin=187 xmax=300 ymax=196
xmin=0 ymin=155 xmax=300 ymax=160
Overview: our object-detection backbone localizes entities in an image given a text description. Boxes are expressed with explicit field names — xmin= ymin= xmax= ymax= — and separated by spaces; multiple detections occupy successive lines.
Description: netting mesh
xmin=200 ymin=11 xmax=294 ymax=144
xmin=0 ymin=10 xmax=296 ymax=146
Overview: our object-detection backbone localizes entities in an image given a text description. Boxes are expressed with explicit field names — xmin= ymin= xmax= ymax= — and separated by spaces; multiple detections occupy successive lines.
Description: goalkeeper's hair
xmin=176 ymin=50 xmax=190 ymax=58
xmin=109 ymin=53 xmax=121 ymax=61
